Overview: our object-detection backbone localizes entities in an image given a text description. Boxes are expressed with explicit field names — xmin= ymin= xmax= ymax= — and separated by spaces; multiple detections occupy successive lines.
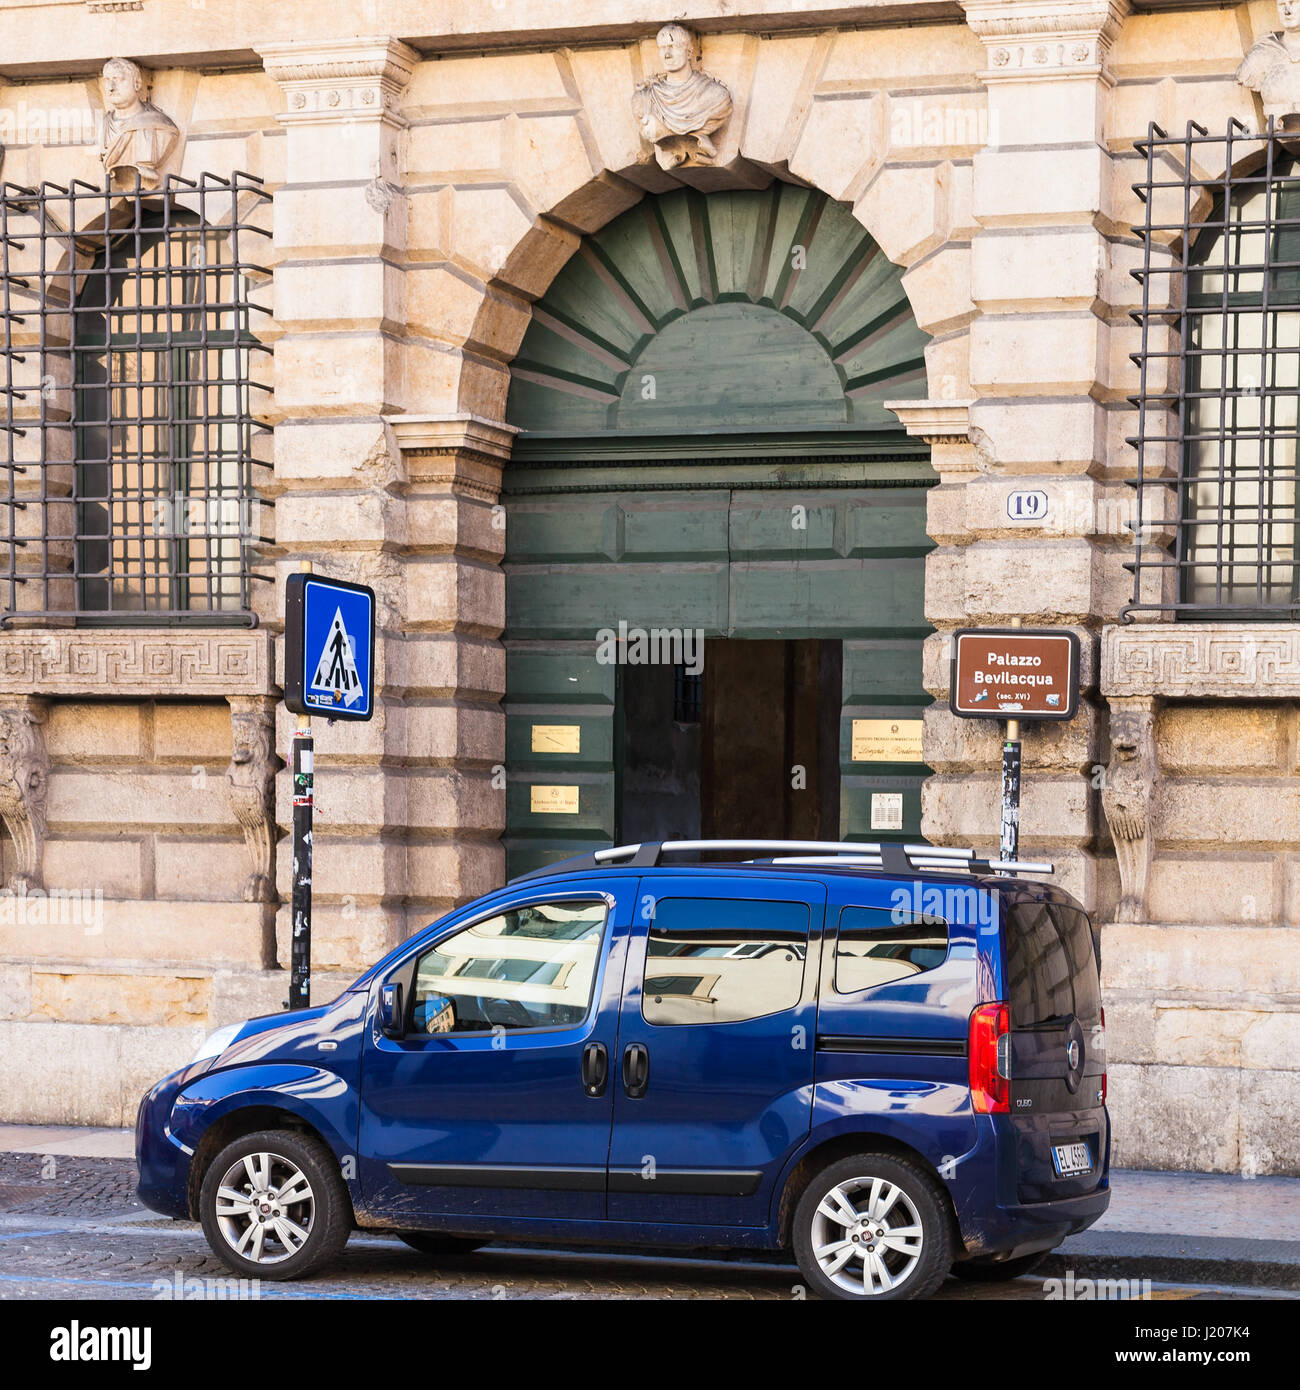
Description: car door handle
xmin=581 ymin=1041 xmax=608 ymax=1097
xmin=622 ymin=1042 xmax=649 ymax=1099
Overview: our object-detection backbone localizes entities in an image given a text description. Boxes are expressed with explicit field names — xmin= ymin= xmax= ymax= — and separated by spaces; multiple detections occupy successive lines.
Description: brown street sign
xmin=950 ymin=628 xmax=1080 ymax=722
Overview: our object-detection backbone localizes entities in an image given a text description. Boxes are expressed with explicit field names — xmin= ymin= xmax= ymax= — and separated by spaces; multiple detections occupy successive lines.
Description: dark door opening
xmin=617 ymin=639 xmax=842 ymax=845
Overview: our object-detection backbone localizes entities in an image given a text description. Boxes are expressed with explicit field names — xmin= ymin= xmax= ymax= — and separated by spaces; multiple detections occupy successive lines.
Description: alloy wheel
xmin=810 ymin=1175 xmax=925 ymax=1296
xmin=213 ymin=1150 xmax=316 ymax=1265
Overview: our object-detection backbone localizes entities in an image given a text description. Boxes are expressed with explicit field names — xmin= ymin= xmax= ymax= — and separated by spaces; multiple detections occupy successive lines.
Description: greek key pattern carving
xmin=0 ymin=632 xmax=275 ymax=698
xmin=1102 ymin=625 xmax=1300 ymax=698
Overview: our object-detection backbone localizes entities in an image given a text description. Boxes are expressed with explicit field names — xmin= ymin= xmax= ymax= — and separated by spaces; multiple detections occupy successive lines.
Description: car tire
xmin=792 ymin=1152 xmax=953 ymax=1302
xmin=397 ymin=1233 xmax=488 ymax=1256
xmin=199 ymin=1128 xmax=352 ymax=1280
xmin=951 ymin=1250 xmax=1048 ymax=1282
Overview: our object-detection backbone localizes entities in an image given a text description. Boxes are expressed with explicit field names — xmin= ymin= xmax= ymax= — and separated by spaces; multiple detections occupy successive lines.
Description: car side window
xmin=834 ymin=906 xmax=949 ymax=994
xmin=410 ymin=898 xmax=607 ymax=1035
xmin=642 ymin=897 xmax=809 ymax=1026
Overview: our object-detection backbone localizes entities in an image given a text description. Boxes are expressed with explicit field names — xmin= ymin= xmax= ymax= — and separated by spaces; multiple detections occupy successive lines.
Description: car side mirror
xmin=378 ymin=982 xmax=404 ymax=1039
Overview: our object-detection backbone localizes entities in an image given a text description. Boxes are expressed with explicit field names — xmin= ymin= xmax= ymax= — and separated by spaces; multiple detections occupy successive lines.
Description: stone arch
xmin=442 ymin=37 xmax=975 ymax=422
xmin=504 ymin=182 xmax=928 ymax=441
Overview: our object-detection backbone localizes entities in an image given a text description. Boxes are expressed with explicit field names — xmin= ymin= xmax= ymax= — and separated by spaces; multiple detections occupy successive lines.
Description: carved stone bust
xmin=1237 ymin=0 xmax=1300 ymax=126
xmin=632 ymin=24 xmax=733 ymax=170
xmin=100 ymin=57 xmax=179 ymax=191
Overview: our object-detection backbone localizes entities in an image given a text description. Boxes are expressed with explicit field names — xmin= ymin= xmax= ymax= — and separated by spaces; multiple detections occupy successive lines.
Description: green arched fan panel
xmin=506 ymin=183 xmax=927 ymax=440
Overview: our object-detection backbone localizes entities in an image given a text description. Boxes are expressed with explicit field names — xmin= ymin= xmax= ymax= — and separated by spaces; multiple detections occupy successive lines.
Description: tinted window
xmin=642 ymin=897 xmax=808 ymax=1025
xmin=411 ymin=899 xmax=606 ymax=1033
xmin=835 ymin=907 xmax=949 ymax=993
xmin=1005 ymin=901 xmax=1099 ymax=1027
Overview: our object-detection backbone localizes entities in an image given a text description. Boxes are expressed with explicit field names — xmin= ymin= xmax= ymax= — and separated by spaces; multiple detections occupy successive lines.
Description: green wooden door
xmin=502 ymin=184 xmax=935 ymax=876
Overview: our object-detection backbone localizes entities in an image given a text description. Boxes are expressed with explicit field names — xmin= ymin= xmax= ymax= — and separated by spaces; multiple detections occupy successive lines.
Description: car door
xmin=605 ymin=874 xmax=826 ymax=1228
xmin=357 ymin=879 xmax=633 ymax=1225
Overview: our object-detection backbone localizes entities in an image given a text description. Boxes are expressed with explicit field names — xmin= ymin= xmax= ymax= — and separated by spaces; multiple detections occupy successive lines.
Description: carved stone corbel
xmin=0 ymin=696 xmax=50 ymax=891
xmin=227 ymin=695 xmax=279 ymax=904
xmin=1100 ymin=694 xmax=1160 ymax=923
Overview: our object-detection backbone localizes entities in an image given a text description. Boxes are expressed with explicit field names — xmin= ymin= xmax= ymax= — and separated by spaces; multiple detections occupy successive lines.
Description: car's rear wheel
xmin=951 ymin=1249 xmax=1048 ymax=1282
xmin=398 ymin=1233 xmax=488 ymax=1256
xmin=792 ymin=1153 xmax=952 ymax=1301
xmin=199 ymin=1129 xmax=351 ymax=1280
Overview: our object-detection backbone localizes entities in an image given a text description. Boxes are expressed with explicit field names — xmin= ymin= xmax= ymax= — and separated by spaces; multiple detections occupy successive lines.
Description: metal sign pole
xmin=1000 ymin=720 xmax=1021 ymax=868
xmin=999 ymin=616 xmax=1023 ymax=872
xmin=289 ymin=561 xmax=314 ymax=1011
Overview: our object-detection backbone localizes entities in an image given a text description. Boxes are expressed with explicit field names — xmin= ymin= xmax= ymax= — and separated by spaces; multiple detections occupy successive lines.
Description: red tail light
xmin=969 ymin=1002 xmax=1010 ymax=1113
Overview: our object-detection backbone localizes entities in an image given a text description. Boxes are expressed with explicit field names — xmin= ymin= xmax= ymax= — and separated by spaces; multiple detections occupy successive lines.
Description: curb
xmin=1048 ymin=1235 xmax=1300 ymax=1292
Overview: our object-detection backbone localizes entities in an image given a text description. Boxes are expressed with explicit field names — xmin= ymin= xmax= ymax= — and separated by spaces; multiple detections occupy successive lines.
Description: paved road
xmin=0 ymin=1155 xmax=1286 ymax=1302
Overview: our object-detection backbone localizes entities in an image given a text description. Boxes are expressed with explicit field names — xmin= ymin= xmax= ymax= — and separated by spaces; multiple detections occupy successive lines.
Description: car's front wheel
xmin=199 ymin=1129 xmax=352 ymax=1280
xmin=792 ymin=1153 xmax=953 ymax=1301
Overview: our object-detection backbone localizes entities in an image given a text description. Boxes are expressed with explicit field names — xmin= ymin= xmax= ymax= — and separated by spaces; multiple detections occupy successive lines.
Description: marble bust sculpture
xmin=100 ymin=57 xmax=179 ymax=190
xmin=631 ymin=24 xmax=733 ymax=170
xmin=1237 ymin=0 xmax=1300 ymax=125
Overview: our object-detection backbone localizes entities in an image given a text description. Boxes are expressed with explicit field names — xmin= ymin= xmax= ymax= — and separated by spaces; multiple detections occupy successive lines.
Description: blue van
xmin=136 ymin=839 xmax=1110 ymax=1301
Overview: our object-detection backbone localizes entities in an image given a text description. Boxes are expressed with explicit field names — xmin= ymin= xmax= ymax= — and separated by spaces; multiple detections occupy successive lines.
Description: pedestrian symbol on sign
xmin=310 ymin=607 xmax=363 ymax=707
xmin=284 ymin=572 xmax=374 ymax=723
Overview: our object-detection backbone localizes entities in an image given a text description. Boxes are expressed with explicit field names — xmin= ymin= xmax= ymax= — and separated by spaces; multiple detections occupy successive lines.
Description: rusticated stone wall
xmin=0 ymin=2 xmax=1293 ymax=1170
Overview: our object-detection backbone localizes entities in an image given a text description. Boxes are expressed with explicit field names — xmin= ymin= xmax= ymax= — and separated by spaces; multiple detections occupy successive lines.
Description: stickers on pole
xmin=949 ymin=628 xmax=1080 ymax=722
xmin=285 ymin=574 xmax=376 ymax=721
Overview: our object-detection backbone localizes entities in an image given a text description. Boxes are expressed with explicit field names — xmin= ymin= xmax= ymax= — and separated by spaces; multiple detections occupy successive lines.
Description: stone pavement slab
xmin=0 ymin=1125 xmax=134 ymax=1159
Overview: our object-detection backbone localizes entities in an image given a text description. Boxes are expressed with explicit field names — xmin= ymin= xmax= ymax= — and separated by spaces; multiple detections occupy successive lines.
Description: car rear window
xmin=1004 ymin=901 xmax=1100 ymax=1027
xmin=642 ymin=897 xmax=809 ymax=1026
xmin=834 ymin=907 xmax=949 ymax=994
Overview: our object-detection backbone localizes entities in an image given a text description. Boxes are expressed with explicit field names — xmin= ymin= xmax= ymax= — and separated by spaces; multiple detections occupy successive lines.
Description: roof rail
xmin=508 ymin=839 xmax=1054 ymax=884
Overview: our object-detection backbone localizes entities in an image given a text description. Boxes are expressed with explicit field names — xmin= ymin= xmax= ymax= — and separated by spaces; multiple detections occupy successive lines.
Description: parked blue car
xmin=136 ymin=839 xmax=1110 ymax=1301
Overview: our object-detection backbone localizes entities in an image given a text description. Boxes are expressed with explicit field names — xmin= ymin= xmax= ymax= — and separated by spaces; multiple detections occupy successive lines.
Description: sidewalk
xmin=0 ymin=1125 xmax=1295 ymax=1288
xmin=1055 ymin=1168 xmax=1300 ymax=1290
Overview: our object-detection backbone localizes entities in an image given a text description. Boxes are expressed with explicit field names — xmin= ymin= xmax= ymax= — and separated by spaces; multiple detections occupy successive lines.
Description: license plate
xmin=1051 ymin=1141 xmax=1092 ymax=1177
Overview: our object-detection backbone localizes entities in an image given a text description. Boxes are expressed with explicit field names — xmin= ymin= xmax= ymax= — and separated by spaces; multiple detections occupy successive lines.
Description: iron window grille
xmin=1 ymin=171 xmax=272 ymax=626
xmin=1127 ymin=120 xmax=1300 ymax=620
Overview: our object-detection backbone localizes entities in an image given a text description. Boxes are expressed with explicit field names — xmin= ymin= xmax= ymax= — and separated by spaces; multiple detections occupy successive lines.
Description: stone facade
xmin=0 ymin=0 xmax=1294 ymax=1170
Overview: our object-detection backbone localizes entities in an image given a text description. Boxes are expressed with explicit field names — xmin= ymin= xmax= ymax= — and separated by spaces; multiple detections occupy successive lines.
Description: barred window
xmin=1129 ymin=123 xmax=1300 ymax=618
xmin=1 ymin=174 xmax=270 ymax=625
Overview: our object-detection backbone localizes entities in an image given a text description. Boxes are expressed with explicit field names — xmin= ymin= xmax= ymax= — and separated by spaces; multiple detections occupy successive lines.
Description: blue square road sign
xmin=284 ymin=573 xmax=375 ymax=721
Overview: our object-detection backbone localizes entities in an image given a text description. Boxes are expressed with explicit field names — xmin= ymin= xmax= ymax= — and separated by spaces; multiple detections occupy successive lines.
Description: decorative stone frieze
xmin=227 ymin=696 xmax=278 ymax=905
xmin=389 ymin=414 xmax=518 ymax=463
xmin=0 ymin=632 xmax=275 ymax=699
xmin=390 ymin=414 xmax=518 ymax=501
xmin=1102 ymin=623 xmax=1300 ymax=699
xmin=1100 ymin=694 xmax=1159 ymax=924
xmin=99 ymin=57 xmax=179 ymax=191
xmin=961 ymin=0 xmax=1130 ymax=81
xmin=0 ymin=696 xmax=49 ymax=891
xmin=257 ymin=36 xmax=418 ymax=126
xmin=632 ymin=24 xmax=733 ymax=170
xmin=884 ymin=399 xmax=976 ymax=446
xmin=1237 ymin=0 xmax=1300 ymax=126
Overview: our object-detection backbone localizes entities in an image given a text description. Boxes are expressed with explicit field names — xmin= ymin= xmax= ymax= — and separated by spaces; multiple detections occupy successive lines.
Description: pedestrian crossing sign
xmin=284 ymin=573 xmax=375 ymax=721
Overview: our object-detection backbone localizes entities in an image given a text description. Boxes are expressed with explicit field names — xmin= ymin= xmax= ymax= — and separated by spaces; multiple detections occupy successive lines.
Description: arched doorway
xmin=502 ymin=182 xmax=934 ymax=875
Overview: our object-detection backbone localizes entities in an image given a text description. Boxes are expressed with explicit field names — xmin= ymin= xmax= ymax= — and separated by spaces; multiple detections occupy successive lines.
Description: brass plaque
xmin=851 ymin=718 xmax=924 ymax=763
xmin=531 ymin=724 xmax=581 ymax=754
xmin=530 ymin=784 xmax=580 ymax=815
